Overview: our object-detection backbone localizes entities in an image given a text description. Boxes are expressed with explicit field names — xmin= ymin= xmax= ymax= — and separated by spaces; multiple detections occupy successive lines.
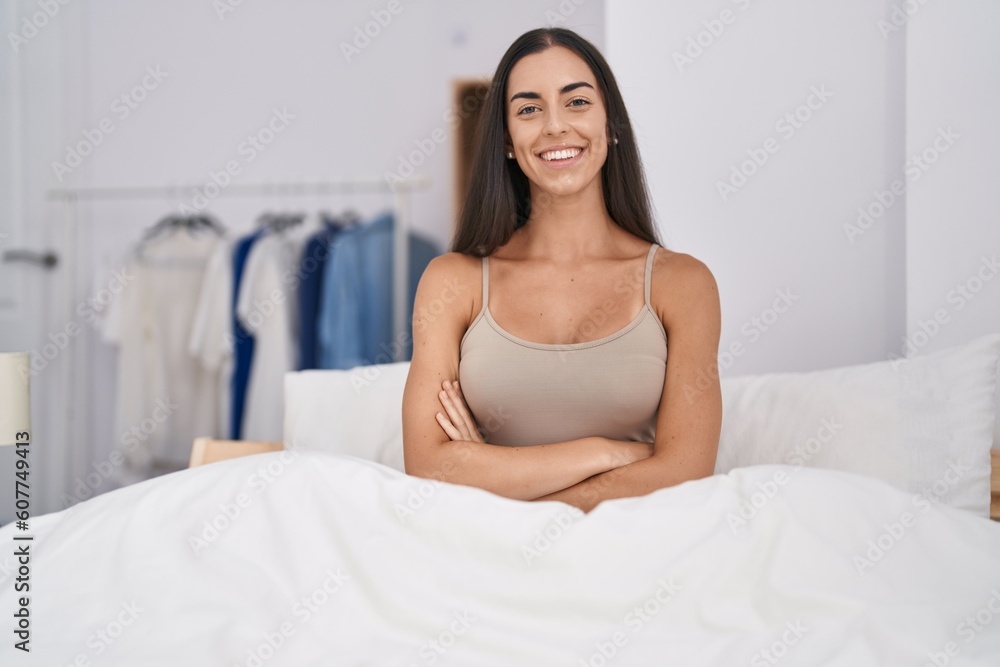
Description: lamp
xmin=0 ymin=352 xmax=31 ymax=447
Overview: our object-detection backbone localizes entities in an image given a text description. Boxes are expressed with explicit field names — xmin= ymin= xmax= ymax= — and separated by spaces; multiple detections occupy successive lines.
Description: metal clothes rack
xmin=46 ymin=176 xmax=431 ymax=362
xmin=45 ymin=176 xmax=430 ymax=497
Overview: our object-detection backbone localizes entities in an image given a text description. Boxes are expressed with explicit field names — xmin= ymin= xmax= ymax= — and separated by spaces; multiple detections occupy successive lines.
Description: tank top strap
xmin=481 ymin=255 xmax=490 ymax=314
xmin=644 ymin=243 xmax=658 ymax=307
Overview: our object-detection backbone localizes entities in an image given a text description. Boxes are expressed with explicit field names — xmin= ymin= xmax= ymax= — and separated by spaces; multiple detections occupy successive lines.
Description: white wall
xmin=905 ymin=0 xmax=1000 ymax=447
xmin=2 ymin=0 xmax=607 ymax=518
xmin=606 ymin=0 xmax=909 ymax=376
xmin=605 ymin=0 xmax=1000 ymax=447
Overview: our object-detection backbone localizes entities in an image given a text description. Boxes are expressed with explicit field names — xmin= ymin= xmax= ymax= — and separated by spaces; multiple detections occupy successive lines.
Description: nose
xmin=542 ymin=105 xmax=568 ymax=136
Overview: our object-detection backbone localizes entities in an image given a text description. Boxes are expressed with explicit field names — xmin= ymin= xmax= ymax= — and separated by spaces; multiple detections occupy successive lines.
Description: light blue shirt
xmin=317 ymin=211 xmax=440 ymax=369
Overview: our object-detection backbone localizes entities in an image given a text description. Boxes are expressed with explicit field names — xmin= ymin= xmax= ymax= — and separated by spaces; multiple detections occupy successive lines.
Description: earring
xmin=506 ymin=151 xmax=514 ymax=159
xmin=613 ymin=137 xmax=619 ymax=145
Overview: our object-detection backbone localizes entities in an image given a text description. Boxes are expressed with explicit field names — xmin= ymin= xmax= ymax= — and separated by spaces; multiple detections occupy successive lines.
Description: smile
xmin=537 ymin=146 xmax=586 ymax=168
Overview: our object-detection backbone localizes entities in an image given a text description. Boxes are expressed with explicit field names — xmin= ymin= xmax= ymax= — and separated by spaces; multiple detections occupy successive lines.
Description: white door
xmin=0 ymin=1 xmax=78 ymax=523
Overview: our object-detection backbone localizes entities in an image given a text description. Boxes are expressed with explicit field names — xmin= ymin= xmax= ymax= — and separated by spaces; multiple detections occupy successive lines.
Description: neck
xmin=517 ymin=180 xmax=618 ymax=263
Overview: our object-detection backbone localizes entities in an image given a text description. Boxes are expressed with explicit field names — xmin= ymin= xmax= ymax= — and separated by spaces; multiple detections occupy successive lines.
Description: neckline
xmin=480 ymin=243 xmax=658 ymax=351
xmin=483 ymin=303 xmax=651 ymax=350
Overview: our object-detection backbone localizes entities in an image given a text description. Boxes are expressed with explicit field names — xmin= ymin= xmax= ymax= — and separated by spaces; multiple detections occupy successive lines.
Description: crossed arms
xmin=402 ymin=252 xmax=722 ymax=514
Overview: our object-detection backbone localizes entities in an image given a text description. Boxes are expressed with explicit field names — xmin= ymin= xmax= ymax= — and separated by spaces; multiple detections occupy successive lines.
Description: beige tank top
xmin=459 ymin=243 xmax=668 ymax=447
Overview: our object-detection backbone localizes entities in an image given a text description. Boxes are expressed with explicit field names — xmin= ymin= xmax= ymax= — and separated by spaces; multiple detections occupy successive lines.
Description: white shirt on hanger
xmin=236 ymin=226 xmax=308 ymax=442
xmin=188 ymin=237 xmax=235 ymax=441
xmin=102 ymin=229 xmax=227 ymax=478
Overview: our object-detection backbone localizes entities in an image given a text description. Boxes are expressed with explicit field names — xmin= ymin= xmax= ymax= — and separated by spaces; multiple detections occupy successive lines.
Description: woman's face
xmin=505 ymin=46 xmax=610 ymax=199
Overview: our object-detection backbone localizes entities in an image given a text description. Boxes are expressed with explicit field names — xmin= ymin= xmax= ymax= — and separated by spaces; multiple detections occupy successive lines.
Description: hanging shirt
xmin=188 ymin=237 xmax=235 ymax=440
xmin=229 ymin=228 xmax=266 ymax=439
xmin=317 ymin=211 xmax=441 ymax=369
xmin=297 ymin=223 xmax=344 ymax=370
xmin=236 ymin=227 xmax=308 ymax=441
xmin=101 ymin=229 xmax=226 ymax=477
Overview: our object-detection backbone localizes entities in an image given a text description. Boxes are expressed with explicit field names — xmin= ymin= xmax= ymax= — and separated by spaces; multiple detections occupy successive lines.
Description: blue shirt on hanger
xmin=317 ymin=211 xmax=440 ymax=369
xmin=297 ymin=223 xmax=343 ymax=370
xmin=230 ymin=227 xmax=267 ymax=439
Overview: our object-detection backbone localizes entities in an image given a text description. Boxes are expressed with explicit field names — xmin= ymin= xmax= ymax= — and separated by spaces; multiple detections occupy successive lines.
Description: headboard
xmin=992 ymin=451 xmax=1000 ymax=520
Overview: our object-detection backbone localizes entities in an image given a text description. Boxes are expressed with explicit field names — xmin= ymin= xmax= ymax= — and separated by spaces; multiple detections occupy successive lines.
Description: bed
xmin=2 ymin=334 xmax=1000 ymax=665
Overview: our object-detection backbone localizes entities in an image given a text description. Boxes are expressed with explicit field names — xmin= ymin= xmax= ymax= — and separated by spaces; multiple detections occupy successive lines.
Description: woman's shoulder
xmin=417 ymin=251 xmax=485 ymax=295
xmin=649 ymin=246 xmax=720 ymax=328
xmin=414 ymin=251 xmax=484 ymax=325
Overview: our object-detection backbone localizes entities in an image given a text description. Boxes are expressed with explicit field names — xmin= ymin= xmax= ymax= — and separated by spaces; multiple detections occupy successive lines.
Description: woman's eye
xmin=517 ymin=105 xmax=539 ymax=116
xmin=569 ymin=98 xmax=591 ymax=108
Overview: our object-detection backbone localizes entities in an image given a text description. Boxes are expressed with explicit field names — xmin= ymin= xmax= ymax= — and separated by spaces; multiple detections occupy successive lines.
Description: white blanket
xmin=2 ymin=449 xmax=1000 ymax=666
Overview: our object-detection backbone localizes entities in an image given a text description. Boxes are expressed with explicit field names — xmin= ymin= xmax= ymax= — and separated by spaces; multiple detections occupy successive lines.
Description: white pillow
xmin=284 ymin=334 xmax=1000 ymax=516
xmin=715 ymin=333 xmax=1000 ymax=517
xmin=284 ymin=363 xmax=409 ymax=473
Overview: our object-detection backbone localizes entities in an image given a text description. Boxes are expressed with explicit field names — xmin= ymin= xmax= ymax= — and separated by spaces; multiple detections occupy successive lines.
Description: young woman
xmin=401 ymin=27 xmax=721 ymax=513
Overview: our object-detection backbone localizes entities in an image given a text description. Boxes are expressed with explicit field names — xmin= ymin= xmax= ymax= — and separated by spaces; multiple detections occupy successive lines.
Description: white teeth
xmin=540 ymin=147 xmax=583 ymax=161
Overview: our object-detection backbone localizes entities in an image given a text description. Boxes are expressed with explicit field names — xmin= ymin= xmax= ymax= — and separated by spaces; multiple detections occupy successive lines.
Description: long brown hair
xmin=451 ymin=27 xmax=662 ymax=257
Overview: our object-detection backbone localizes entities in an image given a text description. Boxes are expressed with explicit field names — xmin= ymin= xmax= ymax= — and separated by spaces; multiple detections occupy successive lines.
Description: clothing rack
xmin=45 ymin=177 xmax=430 ymax=498
xmin=47 ymin=176 xmax=431 ymax=362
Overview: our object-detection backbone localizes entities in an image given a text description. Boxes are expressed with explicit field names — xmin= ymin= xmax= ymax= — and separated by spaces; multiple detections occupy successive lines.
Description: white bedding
xmin=2 ymin=449 xmax=1000 ymax=665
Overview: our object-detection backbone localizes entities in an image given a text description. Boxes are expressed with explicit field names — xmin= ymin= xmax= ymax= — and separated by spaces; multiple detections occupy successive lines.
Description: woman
xmin=401 ymin=27 xmax=722 ymax=513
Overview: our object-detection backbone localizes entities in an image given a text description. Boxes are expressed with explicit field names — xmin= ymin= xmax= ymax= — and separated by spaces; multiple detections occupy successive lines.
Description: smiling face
xmin=505 ymin=45 xmax=610 ymax=199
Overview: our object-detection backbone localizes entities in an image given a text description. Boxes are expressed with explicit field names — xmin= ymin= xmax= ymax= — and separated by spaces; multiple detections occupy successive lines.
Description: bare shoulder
xmin=649 ymin=248 xmax=721 ymax=332
xmin=413 ymin=251 xmax=481 ymax=330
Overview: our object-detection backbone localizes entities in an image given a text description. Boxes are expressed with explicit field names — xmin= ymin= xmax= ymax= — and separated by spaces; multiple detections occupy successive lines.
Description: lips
xmin=539 ymin=146 xmax=583 ymax=161
xmin=536 ymin=145 xmax=587 ymax=168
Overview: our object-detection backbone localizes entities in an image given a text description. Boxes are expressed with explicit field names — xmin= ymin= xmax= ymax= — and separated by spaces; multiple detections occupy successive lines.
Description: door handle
xmin=2 ymin=249 xmax=59 ymax=269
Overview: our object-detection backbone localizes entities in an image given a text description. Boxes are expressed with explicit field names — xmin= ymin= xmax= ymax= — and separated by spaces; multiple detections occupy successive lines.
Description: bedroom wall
xmin=2 ymin=0 xmax=997 ymax=521
xmin=604 ymin=0 xmax=1000 ymax=448
xmin=605 ymin=0 xmax=908 ymax=375
xmin=904 ymin=1 xmax=1000 ymax=449
xmin=0 ymin=0 xmax=607 ymax=519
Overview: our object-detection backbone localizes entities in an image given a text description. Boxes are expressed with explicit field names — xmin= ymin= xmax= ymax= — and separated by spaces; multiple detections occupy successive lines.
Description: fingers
xmin=435 ymin=411 xmax=462 ymax=440
xmin=438 ymin=387 xmax=468 ymax=440
xmin=438 ymin=380 xmax=482 ymax=442
xmin=445 ymin=380 xmax=481 ymax=442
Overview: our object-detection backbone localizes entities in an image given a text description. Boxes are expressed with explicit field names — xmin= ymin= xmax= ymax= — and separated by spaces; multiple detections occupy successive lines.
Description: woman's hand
xmin=602 ymin=438 xmax=655 ymax=469
xmin=435 ymin=380 xmax=485 ymax=443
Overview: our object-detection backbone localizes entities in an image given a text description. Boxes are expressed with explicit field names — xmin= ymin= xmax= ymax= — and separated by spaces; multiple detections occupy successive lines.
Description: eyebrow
xmin=509 ymin=81 xmax=594 ymax=102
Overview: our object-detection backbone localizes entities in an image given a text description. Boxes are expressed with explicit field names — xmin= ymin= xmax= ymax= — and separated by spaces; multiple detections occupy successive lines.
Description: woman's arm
xmin=409 ymin=435 xmax=648 ymax=501
xmin=423 ymin=378 xmax=652 ymax=499
xmin=533 ymin=254 xmax=723 ymax=513
xmin=402 ymin=254 xmax=651 ymax=500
